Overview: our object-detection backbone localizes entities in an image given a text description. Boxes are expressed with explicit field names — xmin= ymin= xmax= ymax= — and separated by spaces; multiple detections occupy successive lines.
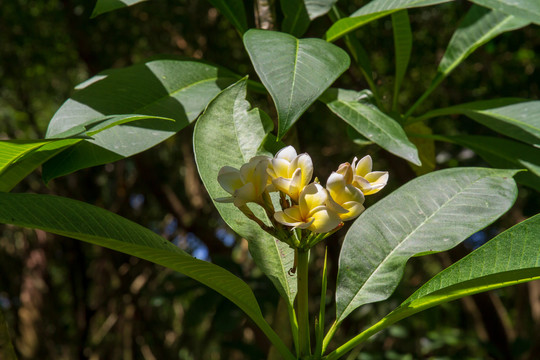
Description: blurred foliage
xmin=0 ymin=0 xmax=539 ymax=359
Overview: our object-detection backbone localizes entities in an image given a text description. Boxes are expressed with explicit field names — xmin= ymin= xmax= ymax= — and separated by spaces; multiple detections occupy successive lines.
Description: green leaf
xmin=438 ymin=5 xmax=529 ymax=78
xmin=335 ymin=167 xmax=518 ymax=323
xmin=326 ymin=214 xmax=540 ymax=360
xmin=405 ymin=122 xmax=435 ymax=176
xmin=280 ymin=0 xmax=311 ymax=37
xmin=0 ymin=114 xmax=171 ymax=192
xmin=207 ymin=0 xmax=248 ymax=33
xmin=434 ymin=135 xmax=540 ymax=191
xmin=417 ymin=98 xmax=540 ymax=146
xmin=0 ymin=140 xmax=79 ymax=192
xmin=193 ymin=79 xmax=297 ymax=307
xmin=470 ymin=0 xmax=540 ymax=25
xmin=243 ymin=29 xmax=350 ymax=139
xmin=323 ymin=89 xmax=421 ymax=165
xmin=325 ymin=0 xmax=453 ymax=42
xmin=405 ymin=5 xmax=530 ymax=118
xmin=91 ymin=0 xmax=146 ymax=18
xmin=0 ymin=192 xmax=294 ymax=360
xmin=392 ymin=10 xmax=412 ymax=111
xmin=304 ymin=0 xmax=338 ymax=19
xmin=43 ymin=58 xmax=238 ymax=182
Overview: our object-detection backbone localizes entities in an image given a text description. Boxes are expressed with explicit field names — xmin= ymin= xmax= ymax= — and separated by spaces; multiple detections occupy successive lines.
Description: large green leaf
xmin=392 ymin=10 xmax=412 ymax=111
xmin=43 ymin=58 xmax=238 ymax=182
xmin=433 ymin=135 xmax=540 ymax=191
xmin=193 ymin=79 xmax=297 ymax=306
xmin=322 ymin=89 xmax=421 ymax=165
xmin=91 ymin=0 xmax=146 ymax=18
xmin=280 ymin=0 xmax=311 ymax=37
xmin=335 ymin=167 xmax=518 ymax=323
xmin=326 ymin=214 xmax=540 ymax=360
xmin=0 ymin=115 xmax=172 ymax=192
xmin=207 ymin=0 xmax=248 ymax=33
xmin=0 ymin=192 xmax=294 ymax=360
xmin=406 ymin=6 xmax=529 ymax=117
xmin=304 ymin=0 xmax=338 ymax=19
xmin=470 ymin=0 xmax=540 ymax=25
xmin=325 ymin=0 xmax=453 ymax=42
xmin=438 ymin=5 xmax=529 ymax=78
xmin=417 ymin=98 xmax=540 ymax=146
xmin=243 ymin=29 xmax=350 ymax=139
xmin=0 ymin=139 xmax=78 ymax=192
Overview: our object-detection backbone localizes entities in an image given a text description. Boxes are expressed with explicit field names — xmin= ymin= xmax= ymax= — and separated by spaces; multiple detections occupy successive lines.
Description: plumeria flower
xmin=267 ymin=146 xmax=313 ymax=203
xmin=274 ymin=183 xmax=342 ymax=234
xmin=337 ymin=155 xmax=389 ymax=195
xmin=326 ymin=172 xmax=365 ymax=221
xmin=216 ymin=156 xmax=270 ymax=207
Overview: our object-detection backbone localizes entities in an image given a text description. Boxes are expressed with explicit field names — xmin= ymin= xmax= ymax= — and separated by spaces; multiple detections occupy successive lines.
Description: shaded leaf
xmin=43 ymin=58 xmax=238 ymax=182
xmin=91 ymin=0 xmax=146 ymax=18
xmin=323 ymin=89 xmax=420 ymax=165
xmin=336 ymin=167 xmax=518 ymax=323
xmin=392 ymin=10 xmax=412 ymax=111
xmin=243 ymin=29 xmax=350 ymax=139
xmin=326 ymin=0 xmax=452 ymax=42
xmin=434 ymin=135 xmax=540 ymax=191
xmin=193 ymin=79 xmax=297 ymax=306
xmin=405 ymin=122 xmax=435 ymax=175
xmin=207 ymin=0 xmax=248 ymax=33
xmin=0 ymin=192 xmax=294 ymax=360
xmin=418 ymin=98 xmax=540 ymax=146
xmin=304 ymin=0 xmax=338 ymax=20
xmin=280 ymin=0 xmax=311 ymax=37
xmin=470 ymin=0 xmax=540 ymax=25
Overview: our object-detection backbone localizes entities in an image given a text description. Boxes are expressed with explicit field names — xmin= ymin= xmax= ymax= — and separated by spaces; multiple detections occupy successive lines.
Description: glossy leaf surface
xmin=336 ymin=167 xmax=518 ymax=322
xmin=91 ymin=0 xmax=146 ymax=17
xmin=193 ymin=79 xmax=297 ymax=306
xmin=418 ymin=98 xmax=540 ymax=146
xmin=244 ymin=29 xmax=350 ymax=139
xmin=43 ymin=58 xmax=238 ymax=182
xmin=326 ymin=0 xmax=452 ymax=42
xmin=323 ymin=89 xmax=420 ymax=165
xmin=470 ymin=0 xmax=540 ymax=25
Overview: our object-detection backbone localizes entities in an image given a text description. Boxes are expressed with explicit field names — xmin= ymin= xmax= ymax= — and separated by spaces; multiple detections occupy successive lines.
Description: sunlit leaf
xmin=326 ymin=0 xmax=452 ymax=42
xmin=470 ymin=0 xmax=540 ymax=25
xmin=43 ymin=58 xmax=238 ymax=182
xmin=335 ymin=167 xmax=518 ymax=323
xmin=417 ymin=98 xmax=540 ymax=146
xmin=322 ymin=89 xmax=420 ymax=165
xmin=326 ymin=214 xmax=540 ymax=359
xmin=193 ymin=79 xmax=297 ymax=307
xmin=243 ymin=29 xmax=350 ymax=139
xmin=0 ymin=192 xmax=294 ymax=360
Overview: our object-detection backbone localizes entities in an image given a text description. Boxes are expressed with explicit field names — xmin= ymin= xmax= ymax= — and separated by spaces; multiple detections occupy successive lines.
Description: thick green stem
xmin=297 ymin=249 xmax=311 ymax=357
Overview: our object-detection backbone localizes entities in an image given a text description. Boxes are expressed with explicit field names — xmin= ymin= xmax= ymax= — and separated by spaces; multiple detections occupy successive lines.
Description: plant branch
xmin=297 ymin=249 xmax=311 ymax=357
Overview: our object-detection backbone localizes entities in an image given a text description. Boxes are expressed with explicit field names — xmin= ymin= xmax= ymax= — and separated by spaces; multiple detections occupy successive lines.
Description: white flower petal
xmin=355 ymin=155 xmax=373 ymax=177
xmin=299 ymin=183 xmax=327 ymax=217
xmin=291 ymin=153 xmax=313 ymax=187
xmin=233 ymin=182 xmax=257 ymax=207
xmin=217 ymin=166 xmax=243 ymax=194
xmin=275 ymin=145 xmax=298 ymax=162
xmin=308 ymin=207 xmax=342 ymax=233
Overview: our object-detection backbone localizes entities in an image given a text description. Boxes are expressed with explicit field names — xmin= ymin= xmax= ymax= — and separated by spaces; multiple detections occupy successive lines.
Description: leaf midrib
xmin=339 ymin=172 xmax=500 ymax=320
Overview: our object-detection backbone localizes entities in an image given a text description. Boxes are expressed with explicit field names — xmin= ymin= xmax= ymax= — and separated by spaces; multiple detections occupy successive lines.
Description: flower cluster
xmin=216 ymin=146 xmax=388 ymax=249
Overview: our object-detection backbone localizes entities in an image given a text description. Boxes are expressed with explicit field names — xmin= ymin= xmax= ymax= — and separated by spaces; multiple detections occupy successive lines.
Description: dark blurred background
xmin=0 ymin=0 xmax=539 ymax=359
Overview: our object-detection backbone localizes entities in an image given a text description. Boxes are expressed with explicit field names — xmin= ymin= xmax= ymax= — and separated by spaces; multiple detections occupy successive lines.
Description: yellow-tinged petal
xmin=299 ymin=183 xmax=327 ymax=218
xmin=291 ymin=153 xmax=313 ymax=188
xmin=275 ymin=145 xmax=298 ymax=162
xmin=274 ymin=206 xmax=313 ymax=229
xmin=233 ymin=182 xmax=257 ymax=207
xmin=338 ymin=201 xmax=365 ymax=221
xmin=336 ymin=162 xmax=353 ymax=183
xmin=307 ymin=207 xmax=342 ymax=233
xmin=326 ymin=172 xmax=365 ymax=221
xmin=354 ymin=155 xmax=373 ymax=177
xmin=268 ymin=158 xmax=291 ymax=179
xmin=217 ymin=166 xmax=243 ymax=195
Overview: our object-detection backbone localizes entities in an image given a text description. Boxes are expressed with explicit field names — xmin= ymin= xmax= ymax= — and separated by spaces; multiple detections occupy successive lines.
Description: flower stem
xmin=297 ymin=248 xmax=311 ymax=357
